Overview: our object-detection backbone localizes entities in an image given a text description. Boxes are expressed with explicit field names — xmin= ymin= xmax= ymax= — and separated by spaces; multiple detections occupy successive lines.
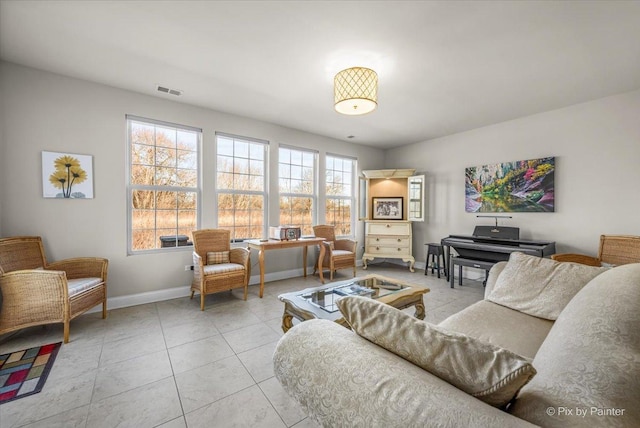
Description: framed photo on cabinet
xmin=372 ymin=197 xmax=403 ymax=220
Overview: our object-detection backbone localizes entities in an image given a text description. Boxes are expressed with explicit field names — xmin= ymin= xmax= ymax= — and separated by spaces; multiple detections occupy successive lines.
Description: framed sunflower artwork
xmin=42 ymin=151 xmax=94 ymax=198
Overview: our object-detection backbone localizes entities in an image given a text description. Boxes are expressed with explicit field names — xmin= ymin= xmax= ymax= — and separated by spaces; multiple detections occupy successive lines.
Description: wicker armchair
xmin=191 ymin=229 xmax=251 ymax=310
xmin=312 ymin=225 xmax=357 ymax=281
xmin=551 ymin=235 xmax=640 ymax=266
xmin=0 ymin=236 xmax=108 ymax=343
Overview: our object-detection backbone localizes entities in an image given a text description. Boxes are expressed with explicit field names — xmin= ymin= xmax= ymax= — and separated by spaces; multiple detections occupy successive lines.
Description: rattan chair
xmin=551 ymin=235 xmax=640 ymax=266
xmin=313 ymin=225 xmax=357 ymax=281
xmin=191 ymin=229 xmax=251 ymax=310
xmin=0 ymin=236 xmax=108 ymax=343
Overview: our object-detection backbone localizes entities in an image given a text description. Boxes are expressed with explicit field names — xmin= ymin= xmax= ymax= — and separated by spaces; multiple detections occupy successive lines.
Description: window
xmin=127 ymin=116 xmax=200 ymax=253
xmin=216 ymin=133 xmax=267 ymax=241
xmin=279 ymin=146 xmax=316 ymax=235
xmin=325 ymin=154 xmax=356 ymax=236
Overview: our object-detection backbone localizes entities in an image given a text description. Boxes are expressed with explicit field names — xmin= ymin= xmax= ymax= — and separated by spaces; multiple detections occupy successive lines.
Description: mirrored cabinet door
xmin=358 ymin=176 xmax=368 ymax=221
xmin=408 ymin=174 xmax=425 ymax=222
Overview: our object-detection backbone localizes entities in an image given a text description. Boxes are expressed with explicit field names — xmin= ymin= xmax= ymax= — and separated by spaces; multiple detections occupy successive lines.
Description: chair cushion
xmin=67 ymin=277 xmax=103 ymax=296
xmin=203 ymin=263 xmax=244 ymax=275
xmin=207 ymin=251 xmax=230 ymax=265
xmin=337 ymin=296 xmax=537 ymax=408
xmin=487 ymin=252 xmax=607 ymax=320
xmin=332 ymin=250 xmax=353 ymax=257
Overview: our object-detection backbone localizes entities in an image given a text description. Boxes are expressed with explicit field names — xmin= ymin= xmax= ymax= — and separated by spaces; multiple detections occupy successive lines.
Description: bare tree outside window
xmin=326 ymin=155 xmax=355 ymax=236
xmin=128 ymin=117 xmax=200 ymax=252
xmin=216 ymin=134 xmax=267 ymax=241
xmin=279 ymin=147 xmax=316 ymax=236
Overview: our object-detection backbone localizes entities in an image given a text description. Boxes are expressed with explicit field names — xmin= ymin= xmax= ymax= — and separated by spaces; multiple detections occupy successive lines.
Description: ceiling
xmin=2 ymin=1 xmax=640 ymax=149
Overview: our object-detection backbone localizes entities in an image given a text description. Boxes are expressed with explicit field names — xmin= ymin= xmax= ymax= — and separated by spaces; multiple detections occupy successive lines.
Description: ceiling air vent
xmin=156 ymin=85 xmax=182 ymax=96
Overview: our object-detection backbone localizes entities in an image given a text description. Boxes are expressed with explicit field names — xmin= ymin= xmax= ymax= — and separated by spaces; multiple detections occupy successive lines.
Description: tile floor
xmin=0 ymin=263 xmax=485 ymax=428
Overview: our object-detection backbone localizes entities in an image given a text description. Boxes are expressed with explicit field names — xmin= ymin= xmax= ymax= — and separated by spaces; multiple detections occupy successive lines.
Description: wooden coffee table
xmin=277 ymin=274 xmax=430 ymax=332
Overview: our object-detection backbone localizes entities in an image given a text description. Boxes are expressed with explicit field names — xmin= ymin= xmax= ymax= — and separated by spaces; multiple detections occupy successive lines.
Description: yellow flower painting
xmin=42 ymin=151 xmax=94 ymax=198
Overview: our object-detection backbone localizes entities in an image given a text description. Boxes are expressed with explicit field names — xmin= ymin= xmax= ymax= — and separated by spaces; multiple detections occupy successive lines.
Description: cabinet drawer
xmin=367 ymin=236 xmax=410 ymax=247
xmin=367 ymin=222 xmax=411 ymax=236
xmin=367 ymin=245 xmax=411 ymax=256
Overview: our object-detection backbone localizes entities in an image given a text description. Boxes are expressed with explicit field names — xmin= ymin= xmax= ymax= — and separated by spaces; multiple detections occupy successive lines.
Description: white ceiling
xmin=2 ymin=1 xmax=640 ymax=149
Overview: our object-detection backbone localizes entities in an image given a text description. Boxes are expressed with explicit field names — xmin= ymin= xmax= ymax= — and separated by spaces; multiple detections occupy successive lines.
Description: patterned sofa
xmin=274 ymin=253 xmax=640 ymax=427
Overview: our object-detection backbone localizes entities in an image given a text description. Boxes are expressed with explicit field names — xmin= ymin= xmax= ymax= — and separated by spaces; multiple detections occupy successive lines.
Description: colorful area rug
xmin=0 ymin=342 xmax=61 ymax=404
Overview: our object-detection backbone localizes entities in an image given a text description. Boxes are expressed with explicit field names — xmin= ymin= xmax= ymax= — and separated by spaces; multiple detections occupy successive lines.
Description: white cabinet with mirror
xmin=360 ymin=169 xmax=425 ymax=272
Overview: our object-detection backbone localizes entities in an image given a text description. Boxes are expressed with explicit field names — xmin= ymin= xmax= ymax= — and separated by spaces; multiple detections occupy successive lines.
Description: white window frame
xmin=126 ymin=115 xmax=201 ymax=254
xmin=325 ymin=153 xmax=356 ymax=237
xmin=215 ymin=132 xmax=268 ymax=242
xmin=278 ymin=145 xmax=318 ymax=236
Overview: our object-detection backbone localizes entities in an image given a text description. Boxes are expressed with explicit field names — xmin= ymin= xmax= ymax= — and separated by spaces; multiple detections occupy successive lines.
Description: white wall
xmin=0 ymin=61 xmax=385 ymax=302
xmin=385 ymin=90 xmax=640 ymax=264
xmin=4 ymin=60 xmax=638 ymax=302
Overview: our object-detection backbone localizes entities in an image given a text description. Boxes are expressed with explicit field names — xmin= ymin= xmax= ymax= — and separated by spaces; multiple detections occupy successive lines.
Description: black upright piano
xmin=441 ymin=226 xmax=556 ymax=287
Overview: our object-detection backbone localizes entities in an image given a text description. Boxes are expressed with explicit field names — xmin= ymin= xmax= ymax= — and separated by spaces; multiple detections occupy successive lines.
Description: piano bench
xmin=450 ymin=257 xmax=495 ymax=288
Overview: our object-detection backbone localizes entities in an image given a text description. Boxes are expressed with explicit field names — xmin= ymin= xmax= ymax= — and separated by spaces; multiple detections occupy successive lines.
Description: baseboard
xmin=376 ymin=258 xmax=485 ymax=281
xmin=248 ymin=266 xmax=308 ymax=286
xmin=89 ymin=263 xmax=345 ymax=312
xmin=364 ymin=257 xmax=430 ymax=273
xmin=86 ymin=285 xmax=193 ymax=313
xmin=89 ymin=260 xmax=481 ymax=313
xmin=248 ymin=260 xmax=363 ymax=285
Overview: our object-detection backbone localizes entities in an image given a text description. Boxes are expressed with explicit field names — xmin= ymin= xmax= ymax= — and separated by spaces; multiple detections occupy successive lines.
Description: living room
xmin=1 ymin=1 xmax=639 ymax=427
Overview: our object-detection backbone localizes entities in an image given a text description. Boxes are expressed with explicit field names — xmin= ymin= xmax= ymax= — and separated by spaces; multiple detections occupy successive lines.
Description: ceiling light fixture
xmin=334 ymin=67 xmax=378 ymax=115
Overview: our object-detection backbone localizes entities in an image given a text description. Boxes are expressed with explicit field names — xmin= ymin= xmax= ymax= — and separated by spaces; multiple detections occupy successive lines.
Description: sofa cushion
xmin=206 ymin=251 xmax=230 ymax=265
xmin=439 ymin=300 xmax=554 ymax=359
xmin=509 ymin=263 xmax=640 ymax=427
xmin=274 ymin=320 xmax=535 ymax=427
xmin=337 ymin=296 xmax=537 ymax=408
xmin=487 ymin=252 xmax=607 ymax=320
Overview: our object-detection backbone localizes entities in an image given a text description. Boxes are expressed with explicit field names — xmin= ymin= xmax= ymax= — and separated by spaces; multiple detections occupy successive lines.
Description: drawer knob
xmin=397 ymin=248 xmax=401 ymax=251
xmin=397 ymin=238 xmax=401 ymax=242
xmin=376 ymin=238 xmax=379 ymax=241
xmin=386 ymin=224 xmax=390 ymax=228
xmin=376 ymin=247 xmax=380 ymax=250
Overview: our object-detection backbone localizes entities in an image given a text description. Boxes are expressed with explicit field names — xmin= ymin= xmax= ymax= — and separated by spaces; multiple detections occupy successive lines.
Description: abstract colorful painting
xmin=465 ymin=157 xmax=555 ymax=212
xmin=42 ymin=151 xmax=94 ymax=198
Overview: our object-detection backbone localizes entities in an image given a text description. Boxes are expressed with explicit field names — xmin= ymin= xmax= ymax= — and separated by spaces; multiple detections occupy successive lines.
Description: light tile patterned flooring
xmin=0 ymin=263 xmax=485 ymax=428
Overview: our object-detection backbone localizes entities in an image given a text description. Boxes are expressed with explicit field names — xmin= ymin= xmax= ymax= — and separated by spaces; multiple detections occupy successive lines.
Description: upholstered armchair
xmin=191 ymin=229 xmax=251 ymax=310
xmin=313 ymin=225 xmax=357 ymax=281
xmin=0 ymin=236 xmax=108 ymax=343
xmin=551 ymin=234 xmax=640 ymax=267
